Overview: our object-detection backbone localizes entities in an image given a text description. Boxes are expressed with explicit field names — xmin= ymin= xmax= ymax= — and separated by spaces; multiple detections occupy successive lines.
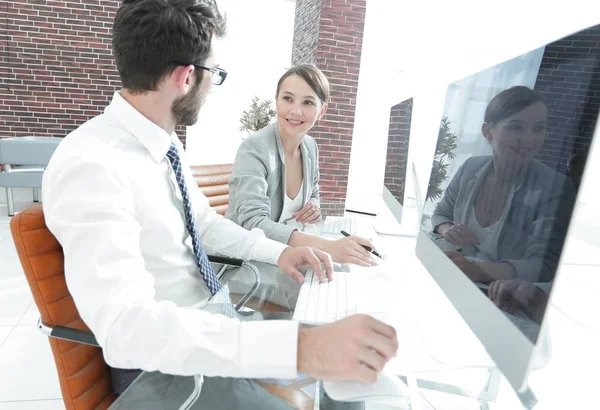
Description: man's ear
xmin=171 ymin=65 xmax=196 ymax=94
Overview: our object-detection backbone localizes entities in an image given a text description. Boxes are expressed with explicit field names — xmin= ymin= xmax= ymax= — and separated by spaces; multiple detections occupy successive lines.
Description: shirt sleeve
xmin=431 ymin=161 xmax=467 ymax=232
xmin=177 ymin=140 xmax=289 ymax=264
xmin=310 ymin=139 xmax=321 ymax=207
xmin=499 ymin=177 xmax=576 ymax=282
xmin=42 ymin=157 xmax=298 ymax=379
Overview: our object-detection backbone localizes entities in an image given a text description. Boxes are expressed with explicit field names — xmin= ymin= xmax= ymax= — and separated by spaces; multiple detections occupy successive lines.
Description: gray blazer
xmin=432 ymin=156 xmax=575 ymax=282
xmin=226 ymin=123 xmax=320 ymax=244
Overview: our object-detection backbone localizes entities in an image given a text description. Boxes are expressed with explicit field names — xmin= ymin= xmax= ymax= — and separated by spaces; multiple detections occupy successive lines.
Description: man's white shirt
xmin=42 ymin=92 xmax=298 ymax=379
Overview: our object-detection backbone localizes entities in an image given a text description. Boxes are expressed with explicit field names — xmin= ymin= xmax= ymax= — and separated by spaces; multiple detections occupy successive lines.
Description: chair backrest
xmin=0 ymin=136 xmax=62 ymax=166
xmin=10 ymin=205 xmax=115 ymax=410
xmin=191 ymin=163 xmax=232 ymax=215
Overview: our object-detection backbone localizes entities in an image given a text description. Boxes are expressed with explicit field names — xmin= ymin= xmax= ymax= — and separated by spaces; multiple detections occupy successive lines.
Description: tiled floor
xmin=0 ymin=189 xmax=65 ymax=410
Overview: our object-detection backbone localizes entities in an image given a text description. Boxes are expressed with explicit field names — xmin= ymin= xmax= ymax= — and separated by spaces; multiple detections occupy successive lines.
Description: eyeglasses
xmin=167 ymin=61 xmax=228 ymax=85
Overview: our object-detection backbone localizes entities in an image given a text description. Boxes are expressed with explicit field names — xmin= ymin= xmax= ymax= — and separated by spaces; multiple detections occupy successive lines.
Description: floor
xmin=0 ymin=188 xmax=65 ymax=410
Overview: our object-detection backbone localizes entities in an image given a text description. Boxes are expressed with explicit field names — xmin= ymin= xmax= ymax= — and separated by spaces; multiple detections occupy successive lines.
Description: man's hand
xmin=297 ymin=314 xmax=398 ymax=384
xmin=325 ymin=236 xmax=378 ymax=266
xmin=443 ymin=250 xmax=489 ymax=282
xmin=293 ymin=201 xmax=321 ymax=224
xmin=277 ymin=246 xmax=333 ymax=284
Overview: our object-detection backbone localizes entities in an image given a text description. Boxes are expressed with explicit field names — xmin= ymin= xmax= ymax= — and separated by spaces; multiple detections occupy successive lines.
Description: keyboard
xmin=293 ymin=268 xmax=389 ymax=325
xmin=319 ymin=217 xmax=357 ymax=236
xmin=504 ymin=311 xmax=541 ymax=343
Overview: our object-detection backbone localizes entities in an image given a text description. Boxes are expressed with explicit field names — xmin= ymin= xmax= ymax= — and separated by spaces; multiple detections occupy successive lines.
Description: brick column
xmin=0 ymin=0 xmax=186 ymax=145
xmin=292 ymin=0 xmax=366 ymax=216
xmin=384 ymin=98 xmax=413 ymax=206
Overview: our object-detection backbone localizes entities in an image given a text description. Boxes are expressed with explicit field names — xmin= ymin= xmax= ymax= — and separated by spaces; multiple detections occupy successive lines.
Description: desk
xmin=108 ymin=266 xmax=362 ymax=410
xmin=109 ymin=216 xmax=529 ymax=410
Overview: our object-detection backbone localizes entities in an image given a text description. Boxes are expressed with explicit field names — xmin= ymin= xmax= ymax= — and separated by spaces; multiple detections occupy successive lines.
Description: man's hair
xmin=276 ymin=64 xmax=331 ymax=104
xmin=113 ymin=0 xmax=226 ymax=93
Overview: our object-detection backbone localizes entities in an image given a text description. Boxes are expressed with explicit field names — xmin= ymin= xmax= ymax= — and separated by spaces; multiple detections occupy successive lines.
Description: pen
xmin=340 ymin=230 xmax=384 ymax=259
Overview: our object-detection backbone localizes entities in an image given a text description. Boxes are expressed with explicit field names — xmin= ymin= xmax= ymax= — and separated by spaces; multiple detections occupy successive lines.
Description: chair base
xmin=6 ymin=187 xmax=14 ymax=217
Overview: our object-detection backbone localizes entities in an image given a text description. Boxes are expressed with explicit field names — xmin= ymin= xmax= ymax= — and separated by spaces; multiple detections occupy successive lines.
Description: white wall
xmin=347 ymin=0 xmax=600 ymax=214
xmin=185 ymin=0 xmax=295 ymax=165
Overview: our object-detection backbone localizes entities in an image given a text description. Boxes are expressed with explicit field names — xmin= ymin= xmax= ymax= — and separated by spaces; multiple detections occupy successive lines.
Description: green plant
xmin=239 ymin=96 xmax=277 ymax=137
xmin=426 ymin=116 xmax=458 ymax=202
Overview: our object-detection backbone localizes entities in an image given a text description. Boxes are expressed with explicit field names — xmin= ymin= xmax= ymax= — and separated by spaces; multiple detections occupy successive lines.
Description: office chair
xmin=0 ymin=136 xmax=62 ymax=216
xmin=10 ymin=204 xmax=308 ymax=409
xmin=191 ymin=163 xmax=232 ymax=215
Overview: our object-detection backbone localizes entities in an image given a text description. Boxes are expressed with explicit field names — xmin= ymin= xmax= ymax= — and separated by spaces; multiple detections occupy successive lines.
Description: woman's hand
xmin=443 ymin=250 xmax=489 ymax=282
xmin=325 ymin=236 xmax=379 ymax=266
xmin=294 ymin=201 xmax=322 ymax=224
xmin=488 ymin=279 xmax=548 ymax=316
xmin=437 ymin=223 xmax=480 ymax=247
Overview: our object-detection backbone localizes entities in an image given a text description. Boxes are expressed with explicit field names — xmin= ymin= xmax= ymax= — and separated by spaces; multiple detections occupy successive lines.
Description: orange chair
xmin=11 ymin=205 xmax=115 ymax=410
xmin=11 ymin=205 xmax=307 ymax=409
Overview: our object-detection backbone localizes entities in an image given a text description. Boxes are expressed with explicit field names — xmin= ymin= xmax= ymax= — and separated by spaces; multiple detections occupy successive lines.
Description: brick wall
xmin=291 ymin=0 xmax=321 ymax=66
xmin=534 ymin=24 xmax=600 ymax=173
xmin=0 ymin=0 xmax=186 ymax=145
xmin=292 ymin=0 xmax=366 ymax=216
xmin=384 ymin=98 xmax=413 ymax=205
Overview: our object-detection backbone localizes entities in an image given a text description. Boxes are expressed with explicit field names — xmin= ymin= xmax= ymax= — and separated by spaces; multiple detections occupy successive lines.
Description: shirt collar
xmin=105 ymin=91 xmax=175 ymax=162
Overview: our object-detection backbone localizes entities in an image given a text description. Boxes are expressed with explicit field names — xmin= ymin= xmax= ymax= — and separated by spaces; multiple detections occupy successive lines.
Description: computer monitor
xmin=415 ymin=23 xmax=599 ymax=393
xmin=374 ymin=98 xmax=422 ymax=236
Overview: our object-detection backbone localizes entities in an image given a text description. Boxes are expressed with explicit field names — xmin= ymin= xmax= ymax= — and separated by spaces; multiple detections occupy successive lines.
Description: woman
xmin=226 ymin=65 xmax=377 ymax=266
xmin=432 ymin=86 xmax=575 ymax=283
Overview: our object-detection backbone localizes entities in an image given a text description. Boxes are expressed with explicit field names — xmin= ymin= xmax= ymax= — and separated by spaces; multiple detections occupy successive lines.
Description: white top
xmin=42 ymin=92 xmax=298 ymax=380
xmin=466 ymin=205 xmax=504 ymax=262
xmin=278 ymin=180 xmax=304 ymax=224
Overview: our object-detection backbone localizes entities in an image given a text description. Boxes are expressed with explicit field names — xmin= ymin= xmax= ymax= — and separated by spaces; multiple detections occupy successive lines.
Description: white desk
xmin=331 ymin=212 xmax=529 ymax=410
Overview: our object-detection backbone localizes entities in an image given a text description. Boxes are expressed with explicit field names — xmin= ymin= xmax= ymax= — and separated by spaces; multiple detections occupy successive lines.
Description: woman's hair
xmin=276 ymin=64 xmax=330 ymax=104
xmin=484 ymin=86 xmax=547 ymax=126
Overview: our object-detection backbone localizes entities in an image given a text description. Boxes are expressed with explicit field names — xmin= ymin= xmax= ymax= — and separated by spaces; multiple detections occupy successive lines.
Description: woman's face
xmin=482 ymin=102 xmax=548 ymax=166
xmin=276 ymin=74 xmax=327 ymax=140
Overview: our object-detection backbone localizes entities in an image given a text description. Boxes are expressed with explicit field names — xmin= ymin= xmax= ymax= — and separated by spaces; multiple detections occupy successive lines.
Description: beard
xmin=171 ymin=79 xmax=206 ymax=127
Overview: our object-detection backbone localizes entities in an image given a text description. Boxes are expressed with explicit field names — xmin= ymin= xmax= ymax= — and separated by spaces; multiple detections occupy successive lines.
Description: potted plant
xmin=426 ymin=116 xmax=458 ymax=202
xmin=238 ymin=96 xmax=277 ymax=138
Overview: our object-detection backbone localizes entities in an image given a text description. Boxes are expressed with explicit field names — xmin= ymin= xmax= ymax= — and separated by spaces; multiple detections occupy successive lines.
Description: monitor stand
xmin=372 ymin=204 xmax=419 ymax=237
xmin=387 ymin=313 xmax=540 ymax=409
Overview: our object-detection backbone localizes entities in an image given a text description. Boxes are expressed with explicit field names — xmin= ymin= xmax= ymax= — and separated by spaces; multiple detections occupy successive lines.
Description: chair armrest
xmin=38 ymin=318 xmax=100 ymax=347
xmin=207 ymin=255 xmax=243 ymax=267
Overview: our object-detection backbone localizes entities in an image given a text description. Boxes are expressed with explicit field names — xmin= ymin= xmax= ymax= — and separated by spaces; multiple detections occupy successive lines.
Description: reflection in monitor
xmin=415 ymin=23 xmax=599 ymax=393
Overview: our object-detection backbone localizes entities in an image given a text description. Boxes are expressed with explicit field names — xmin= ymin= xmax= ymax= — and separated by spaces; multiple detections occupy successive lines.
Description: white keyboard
xmin=319 ymin=217 xmax=357 ymax=236
xmin=293 ymin=268 xmax=390 ymax=325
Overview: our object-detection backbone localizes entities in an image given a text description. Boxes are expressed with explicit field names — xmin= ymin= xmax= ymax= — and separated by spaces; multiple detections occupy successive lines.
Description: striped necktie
xmin=166 ymin=143 xmax=222 ymax=296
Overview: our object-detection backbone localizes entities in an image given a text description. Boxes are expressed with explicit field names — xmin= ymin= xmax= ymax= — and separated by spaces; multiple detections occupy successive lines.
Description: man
xmin=42 ymin=0 xmax=398 ymax=407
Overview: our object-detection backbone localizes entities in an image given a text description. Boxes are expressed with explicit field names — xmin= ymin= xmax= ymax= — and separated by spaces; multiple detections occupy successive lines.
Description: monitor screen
xmin=384 ymin=98 xmax=414 ymax=208
xmin=416 ymin=23 xmax=599 ymax=391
